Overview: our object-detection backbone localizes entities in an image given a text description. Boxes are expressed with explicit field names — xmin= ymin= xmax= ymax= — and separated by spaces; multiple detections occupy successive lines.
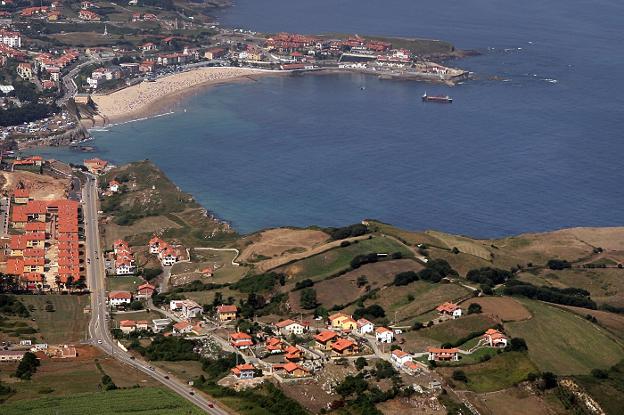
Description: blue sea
xmin=31 ymin=0 xmax=624 ymax=237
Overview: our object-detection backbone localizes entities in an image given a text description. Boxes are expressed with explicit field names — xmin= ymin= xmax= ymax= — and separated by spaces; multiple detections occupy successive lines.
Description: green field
xmin=106 ymin=276 xmax=144 ymax=293
xmin=1 ymin=387 xmax=204 ymax=415
xmin=506 ymin=300 xmax=624 ymax=374
xmin=276 ymin=236 xmax=413 ymax=283
xmin=442 ymin=352 xmax=537 ymax=393
xmin=18 ymin=295 xmax=89 ymax=344
xmin=420 ymin=314 xmax=498 ymax=345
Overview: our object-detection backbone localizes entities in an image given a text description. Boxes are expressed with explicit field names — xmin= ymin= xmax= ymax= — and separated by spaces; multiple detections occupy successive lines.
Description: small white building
xmin=108 ymin=290 xmax=132 ymax=307
xmin=391 ymin=349 xmax=413 ymax=367
xmin=152 ymin=318 xmax=172 ymax=333
xmin=484 ymin=329 xmax=508 ymax=348
xmin=108 ymin=180 xmax=120 ymax=192
xmin=357 ymin=318 xmax=374 ymax=335
xmin=119 ymin=320 xmax=136 ymax=334
xmin=181 ymin=300 xmax=203 ymax=319
xmin=275 ymin=319 xmax=306 ymax=336
xmin=375 ymin=326 xmax=394 ymax=343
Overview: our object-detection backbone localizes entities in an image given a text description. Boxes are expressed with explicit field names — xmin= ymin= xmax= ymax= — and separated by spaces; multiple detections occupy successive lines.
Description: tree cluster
xmin=327 ymin=223 xmax=369 ymax=240
xmin=503 ymin=280 xmax=596 ymax=309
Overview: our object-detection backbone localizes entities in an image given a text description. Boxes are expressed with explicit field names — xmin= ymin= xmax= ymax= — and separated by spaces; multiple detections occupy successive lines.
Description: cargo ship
xmin=422 ymin=93 xmax=453 ymax=103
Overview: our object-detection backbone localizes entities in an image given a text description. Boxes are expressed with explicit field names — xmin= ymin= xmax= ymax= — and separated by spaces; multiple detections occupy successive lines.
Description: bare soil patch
xmin=460 ymin=297 xmax=532 ymax=322
xmin=1 ymin=170 xmax=69 ymax=200
xmin=239 ymin=228 xmax=329 ymax=263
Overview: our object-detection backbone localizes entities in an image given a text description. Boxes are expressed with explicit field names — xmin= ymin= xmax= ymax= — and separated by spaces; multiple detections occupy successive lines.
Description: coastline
xmin=87 ymin=67 xmax=287 ymax=126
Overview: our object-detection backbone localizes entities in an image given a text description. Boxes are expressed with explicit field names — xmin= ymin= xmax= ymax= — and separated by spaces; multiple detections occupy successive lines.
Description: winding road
xmin=82 ymin=174 xmax=228 ymax=414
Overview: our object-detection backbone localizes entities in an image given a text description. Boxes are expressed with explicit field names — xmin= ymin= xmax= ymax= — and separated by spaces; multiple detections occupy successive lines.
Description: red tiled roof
xmin=314 ymin=330 xmax=337 ymax=343
xmin=217 ymin=304 xmax=238 ymax=313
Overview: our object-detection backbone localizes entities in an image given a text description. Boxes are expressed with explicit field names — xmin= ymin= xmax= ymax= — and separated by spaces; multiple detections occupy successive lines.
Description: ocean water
xmin=31 ymin=0 xmax=624 ymax=237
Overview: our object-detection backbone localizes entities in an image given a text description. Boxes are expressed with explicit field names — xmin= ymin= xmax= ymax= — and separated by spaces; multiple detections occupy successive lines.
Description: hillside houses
xmin=375 ymin=327 xmax=394 ymax=343
xmin=274 ymin=319 xmax=307 ymax=336
xmin=111 ymin=239 xmax=136 ymax=275
xmin=170 ymin=299 xmax=203 ymax=319
xmin=148 ymin=236 xmax=180 ymax=267
xmin=436 ymin=302 xmax=462 ymax=319
xmin=216 ymin=304 xmax=238 ymax=321
xmin=484 ymin=328 xmax=508 ymax=347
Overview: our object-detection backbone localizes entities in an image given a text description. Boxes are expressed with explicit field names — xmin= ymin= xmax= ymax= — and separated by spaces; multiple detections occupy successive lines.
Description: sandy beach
xmin=91 ymin=67 xmax=280 ymax=125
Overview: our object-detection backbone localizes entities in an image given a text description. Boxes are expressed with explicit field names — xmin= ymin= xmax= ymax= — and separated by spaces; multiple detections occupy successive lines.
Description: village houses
xmin=427 ymin=347 xmax=460 ymax=362
xmin=275 ymin=319 xmax=306 ymax=336
xmin=231 ymin=363 xmax=256 ymax=380
xmin=230 ymin=332 xmax=253 ymax=349
xmin=328 ymin=312 xmax=357 ymax=331
xmin=108 ymin=290 xmax=132 ymax=307
xmin=436 ymin=302 xmax=463 ymax=319
xmin=484 ymin=328 xmax=508 ymax=347
xmin=216 ymin=304 xmax=238 ymax=321
xmin=391 ymin=349 xmax=413 ymax=367
xmin=375 ymin=327 xmax=394 ymax=343
xmin=357 ymin=318 xmax=375 ymax=335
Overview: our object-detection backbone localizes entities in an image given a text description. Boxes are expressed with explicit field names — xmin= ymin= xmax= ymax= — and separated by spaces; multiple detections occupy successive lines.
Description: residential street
xmin=82 ymin=174 xmax=227 ymax=414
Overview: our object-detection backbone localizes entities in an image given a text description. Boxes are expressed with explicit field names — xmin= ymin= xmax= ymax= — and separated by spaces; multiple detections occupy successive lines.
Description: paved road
xmin=82 ymin=174 xmax=228 ymax=414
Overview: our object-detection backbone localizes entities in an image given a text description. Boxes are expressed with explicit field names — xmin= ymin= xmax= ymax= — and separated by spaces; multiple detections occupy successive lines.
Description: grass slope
xmin=441 ymin=352 xmax=537 ymax=393
xmin=18 ymin=295 xmax=89 ymax=344
xmin=506 ymin=299 xmax=624 ymax=375
xmin=1 ymin=387 xmax=203 ymax=415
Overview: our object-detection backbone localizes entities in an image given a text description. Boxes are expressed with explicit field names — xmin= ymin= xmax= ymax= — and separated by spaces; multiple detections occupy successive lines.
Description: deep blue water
xmin=30 ymin=0 xmax=624 ymax=237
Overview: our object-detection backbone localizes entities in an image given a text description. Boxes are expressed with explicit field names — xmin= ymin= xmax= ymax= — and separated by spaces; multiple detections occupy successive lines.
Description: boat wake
xmin=106 ymin=111 xmax=175 ymax=128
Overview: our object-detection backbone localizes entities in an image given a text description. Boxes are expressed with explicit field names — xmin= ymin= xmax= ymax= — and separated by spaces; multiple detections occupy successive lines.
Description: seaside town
xmin=0 ymin=0 xmax=468 ymax=146
xmin=0 ymin=153 xmax=620 ymax=415
xmin=0 ymin=2 xmax=621 ymax=415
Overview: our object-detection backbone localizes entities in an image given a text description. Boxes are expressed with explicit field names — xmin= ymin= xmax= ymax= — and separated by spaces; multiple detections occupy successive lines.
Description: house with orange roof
xmin=12 ymin=188 xmax=30 ymax=204
xmin=375 ymin=327 xmax=394 ymax=343
xmin=231 ymin=363 xmax=256 ymax=380
xmin=158 ymin=244 xmax=178 ymax=266
xmin=328 ymin=312 xmax=351 ymax=328
xmin=330 ymin=338 xmax=358 ymax=356
xmin=284 ymin=345 xmax=303 ymax=361
xmin=391 ymin=349 xmax=412 ymax=366
xmin=119 ymin=320 xmax=137 ymax=334
xmin=230 ymin=332 xmax=253 ymax=349
xmin=314 ymin=330 xmax=338 ymax=350
xmin=108 ymin=180 xmax=120 ymax=193
xmin=108 ymin=290 xmax=132 ymax=307
xmin=83 ymin=158 xmax=108 ymax=174
xmin=148 ymin=236 xmax=166 ymax=254
xmin=436 ymin=302 xmax=462 ymax=319
xmin=173 ymin=321 xmax=193 ymax=335
xmin=265 ymin=337 xmax=283 ymax=354
xmin=483 ymin=328 xmax=508 ymax=347
xmin=216 ymin=304 xmax=238 ymax=321
xmin=25 ymin=222 xmax=47 ymax=233
xmin=79 ymin=9 xmax=100 ymax=21
xmin=136 ymin=283 xmax=156 ymax=299
xmin=275 ymin=319 xmax=306 ymax=336
xmin=272 ymin=362 xmax=309 ymax=378
xmin=427 ymin=347 xmax=460 ymax=362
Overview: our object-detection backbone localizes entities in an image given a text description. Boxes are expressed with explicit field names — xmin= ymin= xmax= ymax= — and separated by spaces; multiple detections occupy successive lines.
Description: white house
xmin=108 ymin=290 xmax=132 ymax=307
xmin=115 ymin=256 xmax=136 ymax=275
xmin=170 ymin=300 xmax=183 ymax=311
xmin=375 ymin=326 xmax=394 ymax=343
xmin=149 ymin=236 xmax=166 ymax=254
xmin=159 ymin=245 xmax=178 ymax=266
xmin=436 ymin=302 xmax=462 ymax=319
xmin=181 ymin=300 xmax=202 ymax=319
xmin=108 ymin=180 xmax=120 ymax=192
xmin=275 ymin=319 xmax=305 ymax=336
xmin=391 ymin=349 xmax=413 ymax=367
xmin=357 ymin=318 xmax=374 ymax=335
xmin=484 ymin=329 xmax=508 ymax=348
xmin=152 ymin=318 xmax=172 ymax=333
